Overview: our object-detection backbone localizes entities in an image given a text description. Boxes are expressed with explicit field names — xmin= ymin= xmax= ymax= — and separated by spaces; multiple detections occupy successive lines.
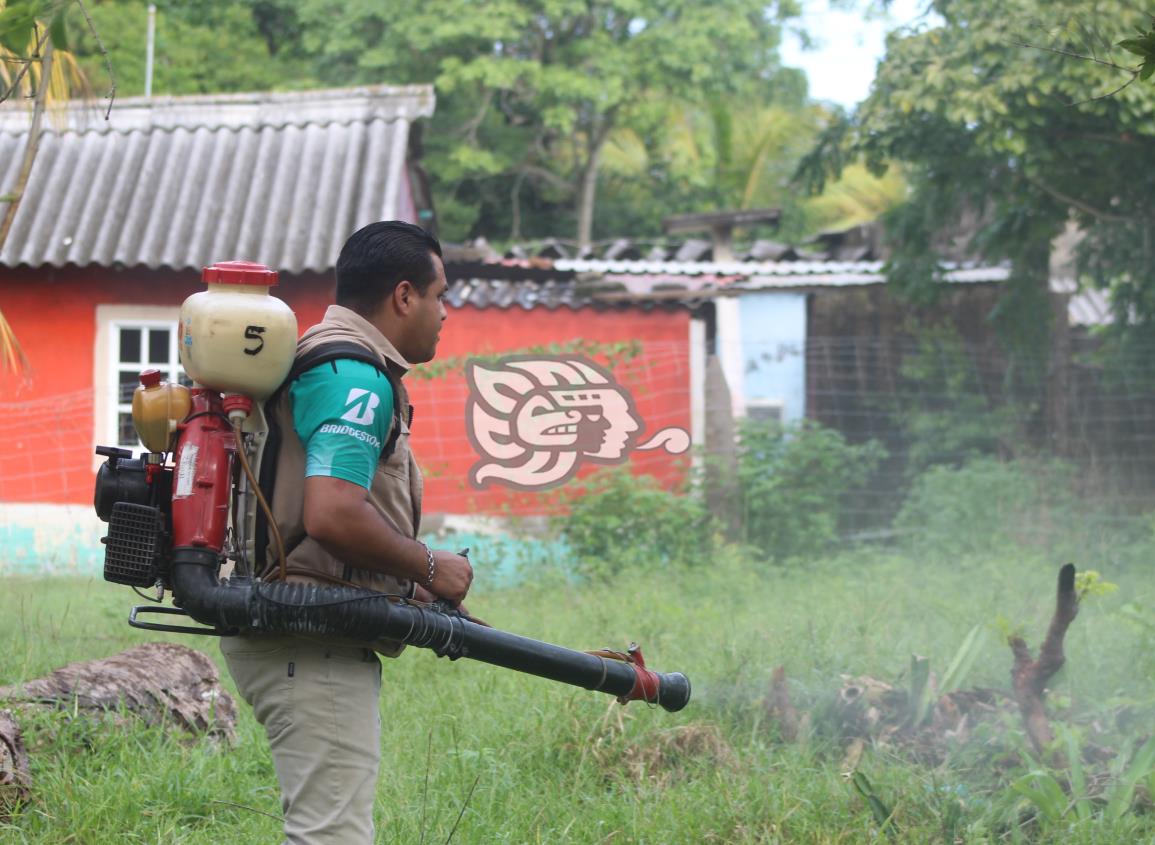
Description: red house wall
xmin=409 ymin=305 xmax=691 ymax=516
xmin=0 ymin=267 xmax=691 ymax=515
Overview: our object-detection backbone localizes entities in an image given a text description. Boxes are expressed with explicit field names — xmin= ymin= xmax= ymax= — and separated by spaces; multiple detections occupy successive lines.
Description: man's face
xmin=406 ymin=253 xmax=448 ymax=364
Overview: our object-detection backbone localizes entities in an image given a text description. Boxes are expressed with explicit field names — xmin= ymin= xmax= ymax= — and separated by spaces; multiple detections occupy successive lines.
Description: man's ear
xmin=393 ymin=280 xmax=415 ymax=314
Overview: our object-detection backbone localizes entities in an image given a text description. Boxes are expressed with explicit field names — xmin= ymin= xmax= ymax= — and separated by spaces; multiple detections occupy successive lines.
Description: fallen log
xmin=0 ymin=642 xmax=236 ymax=742
xmin=1008 ymin=563 xmax=1079 ymax=758
xmin=0 ymin=709 xmax=30 ymax=817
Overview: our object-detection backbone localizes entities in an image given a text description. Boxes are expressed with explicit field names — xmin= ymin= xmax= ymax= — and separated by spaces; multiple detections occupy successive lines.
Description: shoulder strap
xmin=252 ymin=341 xmax=404 ymax=575
xmin=287 ymin=340 xmax=384 ymax=384
xmin=280 ymin=340 xmax=404 ymax=460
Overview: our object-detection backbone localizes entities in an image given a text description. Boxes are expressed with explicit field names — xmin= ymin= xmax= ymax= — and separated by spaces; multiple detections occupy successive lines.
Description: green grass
xmin=2 ymin=546 xmax=1154 ymax=844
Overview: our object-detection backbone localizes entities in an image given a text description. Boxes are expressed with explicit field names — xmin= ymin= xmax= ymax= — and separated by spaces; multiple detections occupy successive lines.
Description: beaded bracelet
xmin=419 ymin=541 xmax=436 ymax=588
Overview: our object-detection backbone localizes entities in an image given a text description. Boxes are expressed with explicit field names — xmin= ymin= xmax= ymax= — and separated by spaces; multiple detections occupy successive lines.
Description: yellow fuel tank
xmin=132 ymin=369 xmax=192 ymax=453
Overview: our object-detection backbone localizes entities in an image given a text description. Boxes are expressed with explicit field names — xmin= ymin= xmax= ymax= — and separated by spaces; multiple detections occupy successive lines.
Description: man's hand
xmin=428 ymin=549 xmax=472 ymax=605
xmin=412 ymin=579 xmax=488 ymax=626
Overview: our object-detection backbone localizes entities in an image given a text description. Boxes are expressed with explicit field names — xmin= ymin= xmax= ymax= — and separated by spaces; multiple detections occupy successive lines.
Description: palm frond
xmin=0 ymin=308 xmax=31 ymax=378
xmin=804 ymin=163 xmax=908 ymax=233
xmin=0 ymin=1 xmax=92 ymax=107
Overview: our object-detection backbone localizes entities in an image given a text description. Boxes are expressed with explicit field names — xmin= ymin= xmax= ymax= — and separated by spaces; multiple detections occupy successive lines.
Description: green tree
xmin=595 ymin=93 xmax=906 ymax=244
xmin=294 ymin=0 xmax=799 ymax=245
xmin=592 ymin=94 xmax=815 ymax=243
xmin=800 ymin=0 xmax=1155 ymax=348
xmin=68 ymin=0 xmax=312 ymax=96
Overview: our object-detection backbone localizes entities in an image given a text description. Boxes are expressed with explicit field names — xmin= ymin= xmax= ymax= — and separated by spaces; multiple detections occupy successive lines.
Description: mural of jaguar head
xmin=465 ymin=356 xmax=688 ymax=490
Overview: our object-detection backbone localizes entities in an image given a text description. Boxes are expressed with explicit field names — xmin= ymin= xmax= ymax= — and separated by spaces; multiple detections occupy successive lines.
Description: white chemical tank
xmin=178 ymin=261 xmax=297 ymax=399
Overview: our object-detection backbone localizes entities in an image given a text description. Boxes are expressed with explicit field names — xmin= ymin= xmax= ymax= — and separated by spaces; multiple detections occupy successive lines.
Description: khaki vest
xmin=260 ymin=306 xmax=423 ymax=654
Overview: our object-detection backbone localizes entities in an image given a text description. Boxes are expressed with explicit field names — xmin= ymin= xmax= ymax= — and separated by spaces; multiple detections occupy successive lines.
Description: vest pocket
xmin=287 ymin=536 xmax=355 ymax=584
xmin=380 ymin=419 xmax=411 ymax=481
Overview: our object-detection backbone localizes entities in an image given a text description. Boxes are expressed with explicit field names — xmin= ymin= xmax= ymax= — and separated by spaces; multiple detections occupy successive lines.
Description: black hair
xmin=335 ymin=221 xmax=443 ymax=315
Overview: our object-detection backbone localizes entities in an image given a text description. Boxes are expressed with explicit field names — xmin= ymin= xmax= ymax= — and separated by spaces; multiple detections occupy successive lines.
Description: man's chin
xmin=413 ymin=344 xmax=439 ymax=365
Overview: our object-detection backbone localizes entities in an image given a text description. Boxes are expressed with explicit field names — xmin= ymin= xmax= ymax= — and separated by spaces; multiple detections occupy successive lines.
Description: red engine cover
xmin=170 ymin=390 xmax=235 ymax=551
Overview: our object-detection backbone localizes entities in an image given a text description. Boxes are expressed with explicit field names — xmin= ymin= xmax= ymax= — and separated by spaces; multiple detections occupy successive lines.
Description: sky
xmin=780 ymin=0 xmax=933 ymax=108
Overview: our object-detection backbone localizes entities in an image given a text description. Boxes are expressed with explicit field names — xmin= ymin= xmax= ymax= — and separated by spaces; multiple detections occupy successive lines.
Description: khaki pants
xmin=222 ymin=634 xmax=382 ymax=845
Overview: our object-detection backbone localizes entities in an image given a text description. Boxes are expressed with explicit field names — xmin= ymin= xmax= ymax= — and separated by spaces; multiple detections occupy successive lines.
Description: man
xmin=221 ymin=221 xmax=473 ymax=845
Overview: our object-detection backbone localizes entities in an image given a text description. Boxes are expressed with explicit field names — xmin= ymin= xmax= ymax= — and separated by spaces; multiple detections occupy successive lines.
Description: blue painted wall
xmin=0 ymin=503 xmax=572 ymax=587
xmin=0 ymin=505 xmax=107 ymax=575
xmin=738 ymin=292 xmax=807 ymax=422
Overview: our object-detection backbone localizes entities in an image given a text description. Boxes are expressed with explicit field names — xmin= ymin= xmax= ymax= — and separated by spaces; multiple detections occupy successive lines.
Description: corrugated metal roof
xmin=0 ymin=86 xmax=434 ymax=273
xmin=553 ymin=259 xmax=1010 ymax=291
xmin=441 ymin=259 xmax=1015 ymax=310
xmin=1068 ymin=289 xmax=1112 ymax=326
xmin=1051 ymin=278 xmax=1114 ymax=327
xmin=555 ymin=258 xmax=1010 ymax=284
xmin=448 ymin=278 xmax=589 ymax=310
xmin=555 ymin=258 xmax=890 ymax=276
xmin=486 ymin=234 xmax=854 ymax=263
xmin=742 ymin=265 xmax=1011 ymax=288
xmin=445 ymin=277 xmax=689 ymax=311
xmin=451 ymin=263 xmax=1119 ymax=319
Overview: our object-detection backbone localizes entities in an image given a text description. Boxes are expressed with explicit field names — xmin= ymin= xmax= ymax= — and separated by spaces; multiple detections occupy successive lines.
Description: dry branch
xmin=0 ymin=642 xmax=236 ymax=742
xmin=1008 ymin=563 xmax=1080 ymax=757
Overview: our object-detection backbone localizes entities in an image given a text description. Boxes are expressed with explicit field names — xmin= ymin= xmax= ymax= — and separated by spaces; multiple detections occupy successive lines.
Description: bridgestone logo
xmin=318 ymin=423 xmax=381 ymax=448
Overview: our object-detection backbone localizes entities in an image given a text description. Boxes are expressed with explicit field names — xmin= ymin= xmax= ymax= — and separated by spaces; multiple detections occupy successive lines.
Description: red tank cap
xmin=201 ymin=260 xmax=279 ymax=287
xmin=139 ymin=368 xmax=162 ymax=388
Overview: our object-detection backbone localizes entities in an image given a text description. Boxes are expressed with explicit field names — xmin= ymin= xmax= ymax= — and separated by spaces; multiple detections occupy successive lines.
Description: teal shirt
xmin=290 ymin=359 xmax=395 ymax=489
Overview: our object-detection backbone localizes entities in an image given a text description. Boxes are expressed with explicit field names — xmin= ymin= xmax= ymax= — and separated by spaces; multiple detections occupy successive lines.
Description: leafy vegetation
xmin=1 ymin=0 xmax=107 ymax=106
xmin=557 ymin=419 xmax=884 ymax=574
xmin=70 ymin=0 xmax=310 ymax=96
xmin=290 ymin=0 xmax=806 ymax=246
xmin=1119 ymin=25 xmax=1155 ymax=80
xmin=892 ymin=322 xmax=1028 ymax=474
xmin=733 ymin=419 xmax=885 ymax=560
xmin=3 ymin=535 xmax=1155 ymax=842
xmin=894 ymin=457 xmax=1072 ymax=559
xmin=893 ymin=455 xmax=1155 ymax=568
xmin=800 ymin=0 xmax=1155 ymax=353
xmin=557 ymin=467 xmax=716 ymax=579
xmin=43 ymin=0 xmax=896 ymax=246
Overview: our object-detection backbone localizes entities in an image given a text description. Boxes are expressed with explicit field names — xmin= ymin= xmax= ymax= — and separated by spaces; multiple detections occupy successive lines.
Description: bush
xmin=557 ymin=468 xmax=716 ymax=579
xmin=894 ymin=322 xmax=1028 ymax=474
xmin=734 ymin=420 xmax=886 ymax=560
xmin=894 ymin=457 xmax=1081 ymax=558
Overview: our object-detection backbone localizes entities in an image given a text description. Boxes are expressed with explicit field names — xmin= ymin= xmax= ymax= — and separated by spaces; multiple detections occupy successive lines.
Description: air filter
xmin=104 ymin=502 xmax=165 ymax=587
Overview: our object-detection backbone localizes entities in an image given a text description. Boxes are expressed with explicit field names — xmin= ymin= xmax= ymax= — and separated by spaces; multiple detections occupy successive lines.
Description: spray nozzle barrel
xmin=649 ymin=671 xmax=692 ymax=712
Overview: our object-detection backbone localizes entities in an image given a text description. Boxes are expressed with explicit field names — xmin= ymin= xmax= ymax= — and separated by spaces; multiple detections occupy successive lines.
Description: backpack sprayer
xmin=93 ymin=261 xmax=690 ymax=713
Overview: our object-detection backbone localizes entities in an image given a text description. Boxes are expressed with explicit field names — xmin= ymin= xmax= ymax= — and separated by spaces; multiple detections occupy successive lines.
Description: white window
xmin=93 ymin=306 xmax=187 ymax=457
